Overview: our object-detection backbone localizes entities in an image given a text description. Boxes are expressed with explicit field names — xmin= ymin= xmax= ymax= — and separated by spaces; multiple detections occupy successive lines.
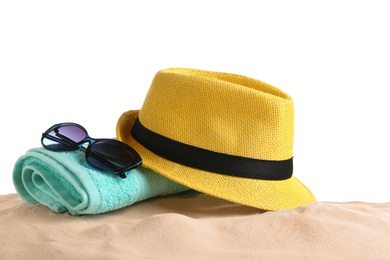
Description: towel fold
xmin=12 ymin=147 xmax=190 ymax=215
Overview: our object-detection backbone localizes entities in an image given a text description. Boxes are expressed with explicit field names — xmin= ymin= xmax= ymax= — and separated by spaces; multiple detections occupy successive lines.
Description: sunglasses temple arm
xmin=43 ymin=134 xmax=78 ymax=146
xmin=55 ymin=132 xmax=78 ymax=146
xmin=92 ymin=152 xmax=132 ymax=165
xmin=87 ymin=149 xmax=124 ymax=169
xmin=87 ymin=151 xmax=134 ymax=178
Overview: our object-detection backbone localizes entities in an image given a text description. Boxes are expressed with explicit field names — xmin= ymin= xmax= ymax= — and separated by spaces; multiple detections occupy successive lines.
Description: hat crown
xmin=117 ymin=68 xmax=316 ymax=210
xmin=139 ymin=68 xmax=294 ymax=161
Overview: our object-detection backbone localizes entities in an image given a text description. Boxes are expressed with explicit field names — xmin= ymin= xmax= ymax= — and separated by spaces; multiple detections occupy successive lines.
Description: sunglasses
xmin=41 ymin=122 xmax=142 ymax=178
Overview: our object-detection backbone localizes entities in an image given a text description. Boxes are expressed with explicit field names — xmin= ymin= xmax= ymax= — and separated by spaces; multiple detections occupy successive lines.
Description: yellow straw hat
xmin=116 ymin=68 xmax=316 ymax=210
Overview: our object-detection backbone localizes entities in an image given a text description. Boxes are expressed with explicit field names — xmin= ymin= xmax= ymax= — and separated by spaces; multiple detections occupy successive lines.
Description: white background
xmin=1 ymin=1 xmax=389 ymax=203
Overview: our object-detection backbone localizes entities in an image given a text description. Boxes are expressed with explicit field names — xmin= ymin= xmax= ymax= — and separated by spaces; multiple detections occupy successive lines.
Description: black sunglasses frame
xmin=41 ymin=122 xmax=142 ymax=178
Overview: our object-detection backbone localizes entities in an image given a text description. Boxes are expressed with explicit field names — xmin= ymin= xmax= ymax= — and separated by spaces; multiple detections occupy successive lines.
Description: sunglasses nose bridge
xmin=84 ymin=136 xmax=97 ymax=145
xmin=77 ymin=136 xmax=95 ymax=150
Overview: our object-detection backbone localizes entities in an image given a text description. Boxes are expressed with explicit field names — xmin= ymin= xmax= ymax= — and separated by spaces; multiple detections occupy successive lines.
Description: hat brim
xmin=117 ymin=110 xmax=316 ymax=210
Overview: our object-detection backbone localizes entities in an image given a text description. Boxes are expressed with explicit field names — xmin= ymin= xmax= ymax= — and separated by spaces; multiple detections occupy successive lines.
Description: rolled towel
xmin=13 ymin=147 xmax=190 ymax=215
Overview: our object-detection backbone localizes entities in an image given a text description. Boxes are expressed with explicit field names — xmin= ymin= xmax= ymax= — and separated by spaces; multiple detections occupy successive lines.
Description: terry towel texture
xmin=12 ymin=147 xmax=189 ymax=215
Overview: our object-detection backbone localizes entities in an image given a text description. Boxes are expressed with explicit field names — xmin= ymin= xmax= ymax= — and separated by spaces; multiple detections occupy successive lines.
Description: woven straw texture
xmin=117 ymin=68 xmax=316 ymax=210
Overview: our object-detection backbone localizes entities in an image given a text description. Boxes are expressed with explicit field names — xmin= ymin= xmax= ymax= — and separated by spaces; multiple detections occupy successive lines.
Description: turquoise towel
xmin=13 ymin=147 xmax=190 ymax=215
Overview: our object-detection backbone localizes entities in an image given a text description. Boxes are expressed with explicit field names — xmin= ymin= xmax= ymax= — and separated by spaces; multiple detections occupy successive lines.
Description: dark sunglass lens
xmin=86 ymin=140 xmax=140 ymax=172
xmin=42 ymin=125 xmax=87 ymax=150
